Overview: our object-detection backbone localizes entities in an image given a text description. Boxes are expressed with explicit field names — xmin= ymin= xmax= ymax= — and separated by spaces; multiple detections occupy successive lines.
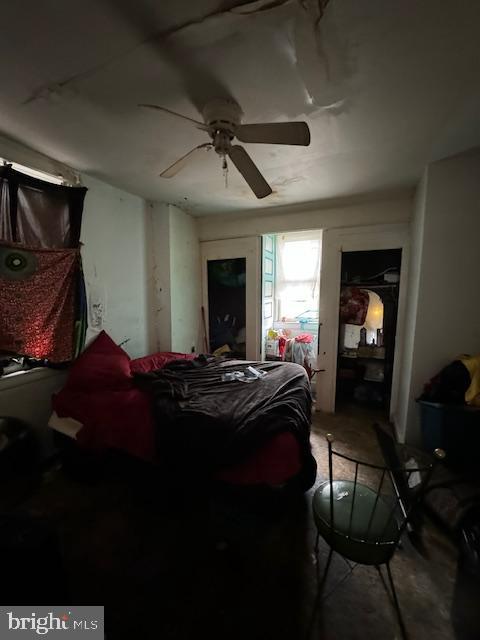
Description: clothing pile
xmin=268 ymin=329 xmax=316 ymax=378
xmin=420 ymin=355 xmax=480 ymax=407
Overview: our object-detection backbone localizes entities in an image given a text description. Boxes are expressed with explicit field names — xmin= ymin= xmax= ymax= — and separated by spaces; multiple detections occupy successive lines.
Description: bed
xmin=50 ymin=331 xmax=317 ymax=490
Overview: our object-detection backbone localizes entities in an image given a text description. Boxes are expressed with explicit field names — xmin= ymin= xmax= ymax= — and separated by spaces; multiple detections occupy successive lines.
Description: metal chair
xmin=312 ymin=432 xmax=445 ymax=637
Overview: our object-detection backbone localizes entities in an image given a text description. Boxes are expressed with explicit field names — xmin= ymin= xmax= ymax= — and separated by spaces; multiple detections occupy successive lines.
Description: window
xmin=275 ymin=232 xmax=321 ymax=322
xmin=0 ymin=158 xmax=65 ymax=185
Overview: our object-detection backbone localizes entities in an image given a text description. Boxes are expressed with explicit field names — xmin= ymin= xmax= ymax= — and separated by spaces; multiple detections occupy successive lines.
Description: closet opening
xmin=336 ymin=249 xmax=402 ymax=415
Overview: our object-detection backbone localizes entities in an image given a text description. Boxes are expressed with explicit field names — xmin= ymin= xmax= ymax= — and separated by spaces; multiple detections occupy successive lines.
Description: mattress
xmin=48 ymin=410 xmax=303 ymax=486
xmin=50 ymin=345 xmax=315 ymax=487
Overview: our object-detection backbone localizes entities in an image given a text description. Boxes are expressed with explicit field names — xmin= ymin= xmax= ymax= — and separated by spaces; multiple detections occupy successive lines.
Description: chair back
xmin=323 ymin=430 xmax=444 ymax=549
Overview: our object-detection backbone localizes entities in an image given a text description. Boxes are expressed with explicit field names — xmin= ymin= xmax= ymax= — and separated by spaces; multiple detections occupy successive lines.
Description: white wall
xmin=81 ymin=175 xmax=150 ymax=358
xmin=396 ymin=172 xmax=427 ymax=442
xmin=397 ymin=149 xmax=480 ymax=444
xmin=146 ymin=203 xmax=202 ymax=354
xmin=170 ymin=205 xmax=201 ymax=353
xmin=145 ymin=201 xmax=171 ymax=352
xmin=197 ymin=192 xmax=412 ymax=241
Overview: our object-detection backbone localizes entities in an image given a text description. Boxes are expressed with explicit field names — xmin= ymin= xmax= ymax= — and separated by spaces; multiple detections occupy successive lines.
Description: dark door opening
xmin=207 ymin=257 xmax=247 ymax=359
xmin=336 ymin=249 xmax=402 ymax=415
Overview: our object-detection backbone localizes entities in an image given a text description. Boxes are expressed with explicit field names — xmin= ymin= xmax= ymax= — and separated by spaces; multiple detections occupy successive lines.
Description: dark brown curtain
xmin=0 ymin=166 xmax=86 ymax=249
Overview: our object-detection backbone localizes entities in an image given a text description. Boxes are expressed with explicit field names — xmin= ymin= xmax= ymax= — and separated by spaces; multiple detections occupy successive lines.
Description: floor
xmin=4 ymin=406 xmax=479 ymax=640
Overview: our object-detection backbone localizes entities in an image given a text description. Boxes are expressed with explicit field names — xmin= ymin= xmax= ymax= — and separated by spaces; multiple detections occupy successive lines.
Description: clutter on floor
xmin=417 ymin=358 xmax=480 ymax=587
xmin=265 ymin=328 xmax=316 ymax=378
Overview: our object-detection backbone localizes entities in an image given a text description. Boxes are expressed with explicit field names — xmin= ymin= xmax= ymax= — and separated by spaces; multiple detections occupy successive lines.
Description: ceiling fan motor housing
xmin=203 ymin=99 xmax=243 ymax=137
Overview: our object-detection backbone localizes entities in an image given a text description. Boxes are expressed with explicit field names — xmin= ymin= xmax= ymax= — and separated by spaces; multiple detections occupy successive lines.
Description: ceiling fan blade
xmin=160 ymin=144 xmax=212 ymax=178
xmin=236 ymin=122 xmax=311 ymax=146
xmin=228 ymin=145 xmax=272 ymax=199
xmin=139 ymin=104 xmax=207 ymax=129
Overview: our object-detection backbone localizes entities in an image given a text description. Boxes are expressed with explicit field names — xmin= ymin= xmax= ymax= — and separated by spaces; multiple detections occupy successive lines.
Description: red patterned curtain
xmin=0 ymin=243 xmax=79 ymax=361
xmin=0 ymin=166 xmax=87 ymax=363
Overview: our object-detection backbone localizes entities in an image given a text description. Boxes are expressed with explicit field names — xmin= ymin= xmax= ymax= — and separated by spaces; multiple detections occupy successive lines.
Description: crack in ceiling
xmin=23 ymin=0 xmax=302 ymax=107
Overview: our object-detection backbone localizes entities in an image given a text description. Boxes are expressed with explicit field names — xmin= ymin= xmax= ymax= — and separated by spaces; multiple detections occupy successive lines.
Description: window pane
xmin=275 ymin=234 xmax=321 ymax=321
xmin=280 ymin=240 xmax=320 ymax=281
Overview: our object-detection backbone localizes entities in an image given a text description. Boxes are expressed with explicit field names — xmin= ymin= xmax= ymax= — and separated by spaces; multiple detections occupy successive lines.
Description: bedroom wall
xmin=169 ymin=205 xmax=202 ymax=354
xmin=395 ymin=172 xmax=427 ymax=443
xmin=196 ymin=191 xmax=412 ymax=241
xmin=80 ymin=174 xmax=150 ymax=358
xmin=397 ymin=148 xmax=480 ymax=445
xmin=147 ymin=203 xmax=201 ymax=354
xmin=145 ymin=201 xmax=171 ymax=353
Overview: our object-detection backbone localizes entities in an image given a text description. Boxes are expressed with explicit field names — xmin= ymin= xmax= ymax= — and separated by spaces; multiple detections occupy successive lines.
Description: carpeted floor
xmin=3 ymin=405 xmax=479 ymax=639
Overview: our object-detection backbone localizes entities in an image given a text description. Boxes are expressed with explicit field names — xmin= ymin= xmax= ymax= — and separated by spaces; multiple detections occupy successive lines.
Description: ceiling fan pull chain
xmin=222 ymin=155 xmax=228 ymax=189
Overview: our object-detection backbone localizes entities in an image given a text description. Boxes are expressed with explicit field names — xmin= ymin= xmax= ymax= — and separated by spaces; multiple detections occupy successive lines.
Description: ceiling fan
xmin=139 ymin=99 xmax=311 ymax=199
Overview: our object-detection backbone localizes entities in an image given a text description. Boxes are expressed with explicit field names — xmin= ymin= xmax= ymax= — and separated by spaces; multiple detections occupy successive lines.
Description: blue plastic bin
xmin=418 ymin=400 xmax=480 ymax=469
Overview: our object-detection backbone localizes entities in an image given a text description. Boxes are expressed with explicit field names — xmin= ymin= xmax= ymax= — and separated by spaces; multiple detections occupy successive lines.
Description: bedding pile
xmin=52 ymin=331 xmax=156 ymax=460
xmin=52 ymin=331 xmax=317 ymax=488
xmin=52 ymin=331 xmax=194 ymax=460
xmin=135 ymin=357 xmax=317 ymax=488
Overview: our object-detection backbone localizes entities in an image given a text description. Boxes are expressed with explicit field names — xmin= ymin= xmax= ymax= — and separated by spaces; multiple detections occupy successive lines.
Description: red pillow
xmin=130 ymin=351 xmax=195 ymax=374
xmin=65 ymin=331 xmax=132 ymax=391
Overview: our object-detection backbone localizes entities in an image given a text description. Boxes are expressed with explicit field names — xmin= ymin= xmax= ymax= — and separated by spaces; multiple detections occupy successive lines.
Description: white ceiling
xmin=0 ymin=0 xmax=479 ymax=215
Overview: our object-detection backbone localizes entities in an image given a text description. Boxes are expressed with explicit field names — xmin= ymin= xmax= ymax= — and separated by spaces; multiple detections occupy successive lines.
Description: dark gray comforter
xmin=135 ymin=357 xmax=316 ymax=488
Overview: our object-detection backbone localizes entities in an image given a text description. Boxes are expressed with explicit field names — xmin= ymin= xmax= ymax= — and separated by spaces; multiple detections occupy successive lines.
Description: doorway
xmin=261 ymin=230 xmax=322 ymax=380
xmin=201 ymin=237 xmax=261 ymax=361
xmin=207 ymin=258 xmax=247 ymax=358
xmin=335 ymin=249 xmax=402 ymax=415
